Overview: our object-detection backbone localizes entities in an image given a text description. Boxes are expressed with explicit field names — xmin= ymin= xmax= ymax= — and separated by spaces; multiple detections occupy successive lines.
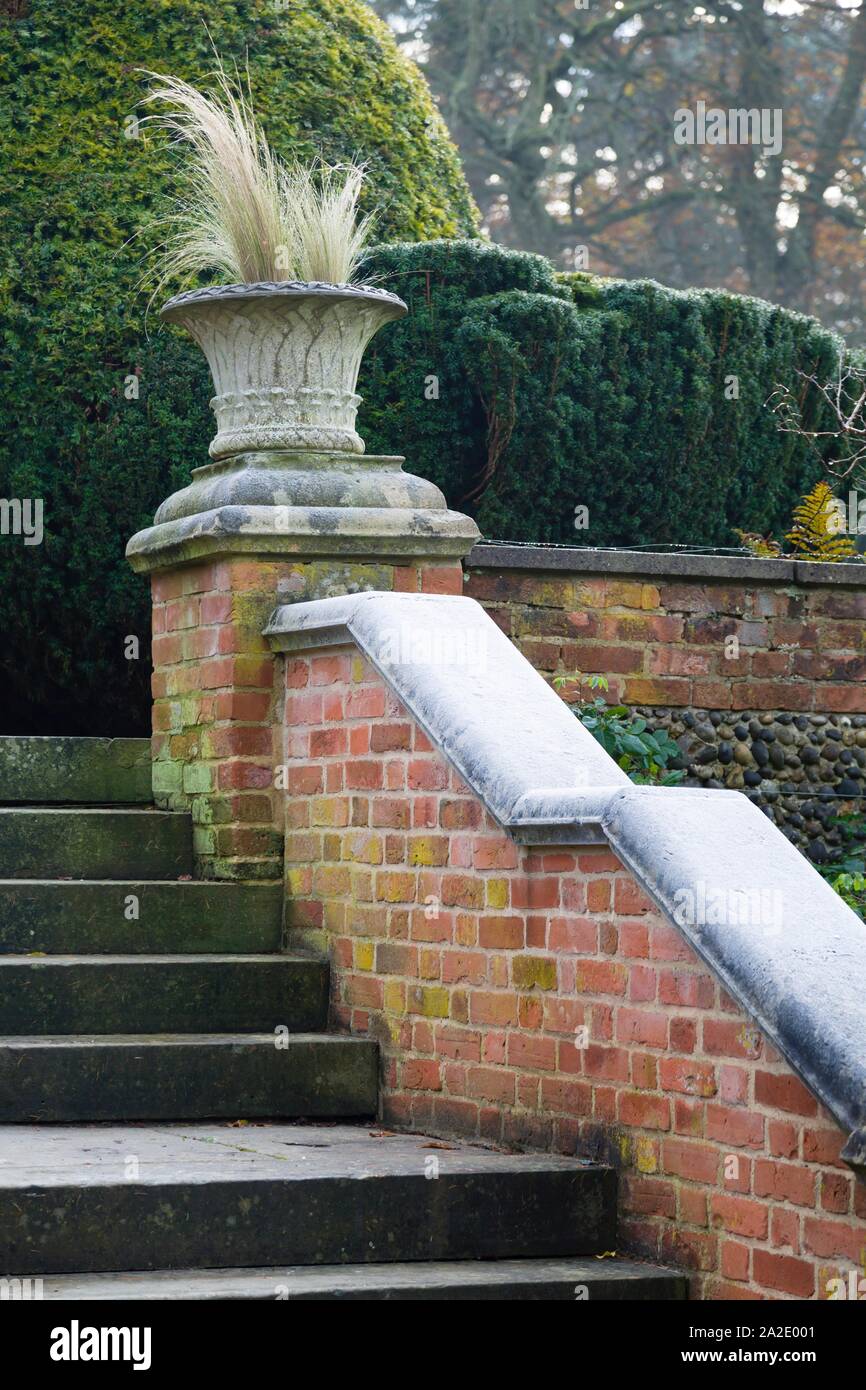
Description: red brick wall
xmin=281 ymin=643 xmax=866 ymax=1300
xmin=465 ymin=565 xmax=866 ymax=713
xmin=153 ymin=552 xmax=865 ymax=878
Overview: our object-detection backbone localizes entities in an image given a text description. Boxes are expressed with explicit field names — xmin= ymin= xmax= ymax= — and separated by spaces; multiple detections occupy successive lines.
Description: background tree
xmin=371 ymin=0 xmax=866 ymax=342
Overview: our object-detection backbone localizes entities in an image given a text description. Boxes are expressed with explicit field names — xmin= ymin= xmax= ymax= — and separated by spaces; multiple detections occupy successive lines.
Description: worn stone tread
xmin=0 ymin=879 xmax=283 ymax=954
xmin=0 ymin=1120 xmax=599 ymax=1185
xmin=0 ymin=954 xmax=327 ymax=1034
xmin=33 ymin=1256 xmax=687 ymax=1301
xmin=0 ymin=1122 xmax=615 ymax=1274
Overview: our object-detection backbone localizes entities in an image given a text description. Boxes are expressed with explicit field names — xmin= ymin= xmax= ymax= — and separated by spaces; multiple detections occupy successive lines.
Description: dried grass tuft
xmin=139 ymin=52 xmax=373 ymax=294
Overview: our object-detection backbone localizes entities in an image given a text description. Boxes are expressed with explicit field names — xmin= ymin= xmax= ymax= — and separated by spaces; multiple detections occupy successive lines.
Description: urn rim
xmin=160 ymin=280 xmax=408 ymax=322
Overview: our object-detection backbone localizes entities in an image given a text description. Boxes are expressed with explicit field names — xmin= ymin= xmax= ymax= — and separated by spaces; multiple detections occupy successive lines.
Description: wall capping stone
xmin=264 ymin=591 xmax=628 ymax=844
xmin=466 ymin=543 xmax=866 ymax=588
xmin=127 ymin=499 xmax=478 ymax=574
xmin=265 ymin=590 xmax=866 ymax=1178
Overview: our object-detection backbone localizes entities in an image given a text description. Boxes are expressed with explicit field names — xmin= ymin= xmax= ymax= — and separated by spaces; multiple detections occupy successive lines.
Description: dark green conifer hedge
xmin=0 ymin=0 xmax=478 ymax=733
xmin=0 ymin=8 xmax=846 ymax=735
xmin=359 ymin=242 xmax=841 ymax=547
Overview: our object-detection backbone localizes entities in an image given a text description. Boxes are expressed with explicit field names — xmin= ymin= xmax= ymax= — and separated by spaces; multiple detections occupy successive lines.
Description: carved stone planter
xmin=161 ymin=281 xmax=406 ymax=460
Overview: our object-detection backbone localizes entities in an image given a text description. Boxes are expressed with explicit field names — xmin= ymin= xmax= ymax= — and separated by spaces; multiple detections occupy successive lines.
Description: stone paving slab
xmin=35 ymin=1255 xmax=687 ymax=1301
xmin=0 ymin=1121 xmax=600 ymax=1187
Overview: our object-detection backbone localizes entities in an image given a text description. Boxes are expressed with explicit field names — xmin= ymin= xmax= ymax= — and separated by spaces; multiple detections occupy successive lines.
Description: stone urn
xmin=161 ymin=280 xmax=406 ymax=459
xmin=127 ymin=281 xmax=479 ymax=571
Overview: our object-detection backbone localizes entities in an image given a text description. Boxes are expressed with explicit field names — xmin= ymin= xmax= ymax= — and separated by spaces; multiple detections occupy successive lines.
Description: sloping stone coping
xmin=264 ymin=591 xmax=866 ymax=1177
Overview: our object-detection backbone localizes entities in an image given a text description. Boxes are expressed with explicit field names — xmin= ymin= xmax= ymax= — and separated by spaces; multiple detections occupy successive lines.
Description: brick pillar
xmin=147 ymin=554 xmax=467 ymax=880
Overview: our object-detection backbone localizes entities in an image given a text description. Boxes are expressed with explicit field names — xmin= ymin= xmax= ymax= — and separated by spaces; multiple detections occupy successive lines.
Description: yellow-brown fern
xmin=785 ymin=481 xmax=858 ymax=561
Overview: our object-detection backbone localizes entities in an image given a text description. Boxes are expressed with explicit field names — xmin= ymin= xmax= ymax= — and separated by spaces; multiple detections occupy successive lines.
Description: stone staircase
xmin=0 ymin=736 xmax=686 ymax=1300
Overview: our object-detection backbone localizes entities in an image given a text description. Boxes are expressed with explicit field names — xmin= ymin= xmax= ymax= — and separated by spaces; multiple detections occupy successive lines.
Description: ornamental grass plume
xmin=139 ymin=52 xmax=373 ymax=294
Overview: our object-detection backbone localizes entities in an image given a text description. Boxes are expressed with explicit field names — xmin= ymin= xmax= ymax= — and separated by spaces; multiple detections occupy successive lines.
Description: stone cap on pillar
xmin=126 ymin=451 xmax=479 ymax=574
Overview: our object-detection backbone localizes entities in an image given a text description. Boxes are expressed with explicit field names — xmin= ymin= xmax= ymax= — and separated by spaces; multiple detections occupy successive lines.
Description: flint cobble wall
xmin=464 ymin=547 xmax=866 ymax=859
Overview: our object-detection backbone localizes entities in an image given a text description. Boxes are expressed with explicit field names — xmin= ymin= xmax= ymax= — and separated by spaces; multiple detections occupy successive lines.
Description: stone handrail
xmin=264 ymin=591 xmax=866 ymax=1176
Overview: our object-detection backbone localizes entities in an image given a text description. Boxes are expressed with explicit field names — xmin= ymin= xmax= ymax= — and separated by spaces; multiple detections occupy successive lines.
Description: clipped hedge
xmin=0 ymin=0 xmax=478 ymax=735
xmin=359 ymin=240 xmax=570 ymax=506
xmin=359 ymin=242 xmax=842 ymax=545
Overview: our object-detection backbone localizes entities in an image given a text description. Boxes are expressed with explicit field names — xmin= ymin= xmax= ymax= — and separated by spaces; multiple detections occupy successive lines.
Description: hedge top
xmin=1 ymin=0 xmax=479 ymax=333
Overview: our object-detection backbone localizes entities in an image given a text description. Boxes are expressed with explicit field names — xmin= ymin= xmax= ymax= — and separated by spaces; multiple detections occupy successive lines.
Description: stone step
xmin=0 ymin=880 xmax=282 ymax=954
xmin=0 ymin=736 xmax=151 ymax=804
xmin=0 ymin=1035 xmax=376 ymax=1124
xmin=32 ymin=1256 xmax=687 ymax=1301
xmin=0 ymin=955 xmax=327 ymax=1034
xmin=0 ymin=809 xmax=193 ymax=879
xmin=0 ymin=1123 xmax=615 ymax=1275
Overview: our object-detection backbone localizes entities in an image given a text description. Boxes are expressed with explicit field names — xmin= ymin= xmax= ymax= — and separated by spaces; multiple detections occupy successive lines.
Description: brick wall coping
xmin=466 ymin=543 xmax=866 ymax=588
xmin=265 ymin=590 xmax=866 ymax=1177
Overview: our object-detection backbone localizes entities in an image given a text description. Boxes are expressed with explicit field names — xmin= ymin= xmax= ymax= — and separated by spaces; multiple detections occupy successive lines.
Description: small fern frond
xmin=785 ymin=481 xmax=858 ymax=561
xmin=733 ymin=529 xmax=782 ymax=558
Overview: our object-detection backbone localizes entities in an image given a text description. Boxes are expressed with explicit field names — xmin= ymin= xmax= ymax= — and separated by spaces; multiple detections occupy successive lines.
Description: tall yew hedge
xmin=0 ymin=0 xmax=848 ymax=735
xmin=0 ymin=0 xmax=478 ymax=735
xmin=359 ymin=242 xmax=842 ymax=546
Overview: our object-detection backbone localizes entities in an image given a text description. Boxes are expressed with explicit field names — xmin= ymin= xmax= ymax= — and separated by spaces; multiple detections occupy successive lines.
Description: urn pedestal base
xmin=126 ymin=451 xmax=477 ymax=574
